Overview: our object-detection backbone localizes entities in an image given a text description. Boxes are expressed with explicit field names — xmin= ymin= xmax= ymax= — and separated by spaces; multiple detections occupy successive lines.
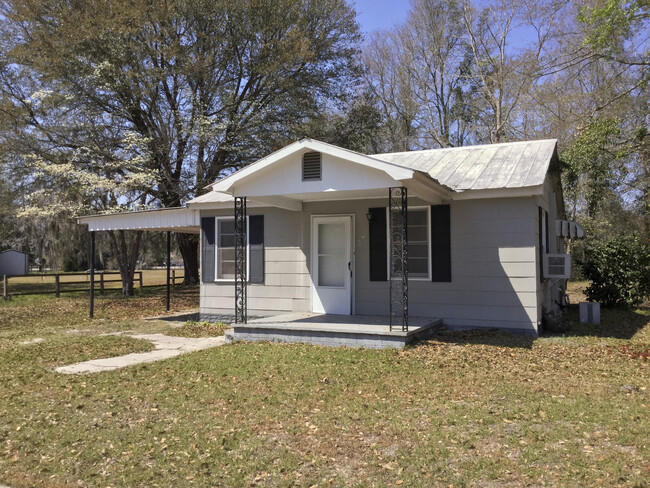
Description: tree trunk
xmin=105 ymin=229 xmax=142 ymax=296
xmin=177 ymin=233 xmax=199 ymax=285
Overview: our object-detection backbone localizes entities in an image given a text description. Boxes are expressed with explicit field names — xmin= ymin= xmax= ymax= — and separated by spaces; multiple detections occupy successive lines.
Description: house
xmin=79 ymin=138 xmax=584 ymax=348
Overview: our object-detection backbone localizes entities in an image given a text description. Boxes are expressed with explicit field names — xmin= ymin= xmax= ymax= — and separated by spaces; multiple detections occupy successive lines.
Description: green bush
xmin=582 ymin=234 xmax=650 ymax=307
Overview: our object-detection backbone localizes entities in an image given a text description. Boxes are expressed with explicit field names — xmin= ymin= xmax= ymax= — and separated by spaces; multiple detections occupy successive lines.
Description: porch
xmin=225 ymin=313 xmax=443 ymax=349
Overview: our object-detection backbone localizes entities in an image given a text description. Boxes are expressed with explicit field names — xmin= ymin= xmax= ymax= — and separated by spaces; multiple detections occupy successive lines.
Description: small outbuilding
xmin=0 ymin=250 xmax=29 ymax=276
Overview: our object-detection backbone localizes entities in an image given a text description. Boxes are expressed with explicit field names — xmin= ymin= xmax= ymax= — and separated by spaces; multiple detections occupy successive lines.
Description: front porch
xmin=225 ymin=313 xmax=442 ymax=349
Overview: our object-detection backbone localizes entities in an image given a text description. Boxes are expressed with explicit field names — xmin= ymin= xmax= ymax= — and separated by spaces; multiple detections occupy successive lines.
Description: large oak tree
xmin=0 ymin=0 xmax=361 ymax=291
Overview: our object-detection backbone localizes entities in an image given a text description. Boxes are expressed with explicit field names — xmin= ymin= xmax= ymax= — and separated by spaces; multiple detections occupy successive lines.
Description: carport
xmin=77 ymin=207 xmax=200 ymax=317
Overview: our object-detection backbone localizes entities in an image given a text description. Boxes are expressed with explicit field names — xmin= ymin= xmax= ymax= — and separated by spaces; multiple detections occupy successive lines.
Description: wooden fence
xmin=2 ymin=269 xmax=185 ymax=299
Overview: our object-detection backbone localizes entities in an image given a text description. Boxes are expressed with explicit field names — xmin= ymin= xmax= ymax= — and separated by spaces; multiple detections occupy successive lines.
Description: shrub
xmin=582 ymin=234 xmax=650 ymax=307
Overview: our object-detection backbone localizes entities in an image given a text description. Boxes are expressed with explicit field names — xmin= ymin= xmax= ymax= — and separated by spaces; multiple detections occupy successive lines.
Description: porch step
xmin=228 ymin=314 xmax=442 ymax=349
xmin=224 ymin=328 xmax=235 ymax=344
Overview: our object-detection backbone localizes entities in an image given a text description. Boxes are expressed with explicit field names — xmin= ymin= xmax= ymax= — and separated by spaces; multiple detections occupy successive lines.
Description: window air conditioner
xmin=543 ymin=253 xmax=571 ymax=279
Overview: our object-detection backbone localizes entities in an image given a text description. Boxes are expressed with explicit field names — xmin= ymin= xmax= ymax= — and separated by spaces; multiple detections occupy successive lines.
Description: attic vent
xmin=302 ymin=152 xmax=322 ymax=181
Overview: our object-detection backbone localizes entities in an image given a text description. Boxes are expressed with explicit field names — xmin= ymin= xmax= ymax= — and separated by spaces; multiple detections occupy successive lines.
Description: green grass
xmin=0 ymin=286 xmax=648 ymax=487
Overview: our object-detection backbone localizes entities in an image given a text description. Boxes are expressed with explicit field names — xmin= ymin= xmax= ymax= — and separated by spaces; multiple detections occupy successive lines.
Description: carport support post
xmin=89 ymin=231 xmax=95 ymax=319
xmin=166 ymin=231 xmax=171 ymax=311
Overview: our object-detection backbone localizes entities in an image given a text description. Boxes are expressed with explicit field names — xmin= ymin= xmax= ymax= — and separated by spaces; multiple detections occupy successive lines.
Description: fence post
xmin=100 ymin=272 xmax=104 ymax=295
xmin=138 ymin=271 xmax=143 ymax=289
xmin=172 ymin=269 xmax=176 ymax=286
xmin=2 ymin=275 xmax=7 ymax=300
xmin=55 ymin=274 xmax=60 ymax=298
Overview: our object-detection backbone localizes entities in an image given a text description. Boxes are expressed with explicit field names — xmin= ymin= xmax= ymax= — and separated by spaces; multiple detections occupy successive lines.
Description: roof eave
xmin=451 ymin=184 xmax=545 ymax=201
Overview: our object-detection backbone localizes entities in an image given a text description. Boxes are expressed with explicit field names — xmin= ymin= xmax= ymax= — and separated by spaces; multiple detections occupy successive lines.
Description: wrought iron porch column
xmin=389 ymin=187 xmax=408 ymax=331
xmin=234 ymin=196 xmax=247 ymax=324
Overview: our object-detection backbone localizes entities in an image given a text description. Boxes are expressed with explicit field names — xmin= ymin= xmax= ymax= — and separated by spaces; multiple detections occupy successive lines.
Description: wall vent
xmin=302 ymin=152 xmax=322 ymax=181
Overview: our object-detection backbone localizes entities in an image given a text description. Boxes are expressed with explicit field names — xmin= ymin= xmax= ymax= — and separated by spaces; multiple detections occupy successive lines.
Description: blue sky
xmin=352 ymin=0 xmax=410 ymax=35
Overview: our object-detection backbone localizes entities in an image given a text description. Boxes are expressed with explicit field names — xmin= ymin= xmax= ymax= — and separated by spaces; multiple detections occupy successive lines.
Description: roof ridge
xmin=371 ymin=139 xmax=558 ymax=158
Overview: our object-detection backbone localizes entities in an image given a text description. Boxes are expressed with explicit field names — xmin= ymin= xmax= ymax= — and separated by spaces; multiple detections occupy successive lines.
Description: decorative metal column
xmin=389 ymin=187 xmax=408 ymax=331
xmin=234 ymin=196 xmax=247 ymax=324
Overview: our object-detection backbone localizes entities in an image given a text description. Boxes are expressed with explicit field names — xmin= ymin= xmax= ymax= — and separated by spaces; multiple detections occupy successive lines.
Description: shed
xmin=0 ymin=250 xmax=29 ymax=276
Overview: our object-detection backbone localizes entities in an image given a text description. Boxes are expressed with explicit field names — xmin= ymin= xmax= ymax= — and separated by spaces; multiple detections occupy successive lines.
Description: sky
xmin=352 ymin=0 xmax=410 ymax=36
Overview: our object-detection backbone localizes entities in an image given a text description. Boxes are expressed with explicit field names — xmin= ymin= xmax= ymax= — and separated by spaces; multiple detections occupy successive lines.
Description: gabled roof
xmin=209 ymin=138 xmax=417 ymax=193
xmin=372 ymin=139 xmax=557 ymax=191
xmin=189 ymin=138 xmax=557 ymax=207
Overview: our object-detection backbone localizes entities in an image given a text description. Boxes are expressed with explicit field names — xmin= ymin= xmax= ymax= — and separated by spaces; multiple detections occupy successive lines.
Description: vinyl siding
xmin=200 ymin=207 xmax=310 ymax=316
xmin=536 ymin=173 xmax=566 ymax=324
xmin=200 ymin=195 xmax=541 ymax=334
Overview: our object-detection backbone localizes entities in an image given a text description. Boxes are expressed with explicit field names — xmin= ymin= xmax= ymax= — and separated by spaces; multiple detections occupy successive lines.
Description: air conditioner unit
xmin=543 ymin=253 xmax=571 ymax=279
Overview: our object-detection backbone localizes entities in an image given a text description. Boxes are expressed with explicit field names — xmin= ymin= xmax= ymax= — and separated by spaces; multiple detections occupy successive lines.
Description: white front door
xmin=311 ymin=216 xmax=352 ymax=315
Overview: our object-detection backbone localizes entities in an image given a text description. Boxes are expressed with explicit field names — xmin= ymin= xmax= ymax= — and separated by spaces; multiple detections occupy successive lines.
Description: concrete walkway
xmin=55 ymin=333 xmax=225 ymax=374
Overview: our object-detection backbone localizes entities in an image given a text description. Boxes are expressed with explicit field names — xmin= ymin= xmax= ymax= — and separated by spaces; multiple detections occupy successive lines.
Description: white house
xmin=79 ymin=138 xmax=584 ymax=347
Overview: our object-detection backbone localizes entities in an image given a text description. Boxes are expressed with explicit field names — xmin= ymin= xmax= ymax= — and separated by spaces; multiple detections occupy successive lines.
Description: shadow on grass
xmin=563 ymin=303 xmax=650 ymax=340
xmin=422 ymin=327 xmax=536 ymax=350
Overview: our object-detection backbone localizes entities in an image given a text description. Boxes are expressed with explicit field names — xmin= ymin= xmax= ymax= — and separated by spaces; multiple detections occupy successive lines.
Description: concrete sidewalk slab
xmin=55 ymin=334 xmax=225 ymax=375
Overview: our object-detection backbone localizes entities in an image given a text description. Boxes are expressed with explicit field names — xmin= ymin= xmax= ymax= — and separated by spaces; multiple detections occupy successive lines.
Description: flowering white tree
xmin=1 ymin=0 xmax=361 ymax=285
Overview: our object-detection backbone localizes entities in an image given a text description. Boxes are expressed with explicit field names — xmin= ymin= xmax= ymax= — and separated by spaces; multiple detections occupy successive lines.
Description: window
xmin=407 ymin=208 xmax=430 ymax=278
xmin=216 ymin=219 xmax=236 ymax=280
xmin=388 ymin=207 xmax=430 ymax=280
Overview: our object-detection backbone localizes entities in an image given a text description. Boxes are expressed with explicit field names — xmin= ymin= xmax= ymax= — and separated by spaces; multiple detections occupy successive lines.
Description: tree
xmin=0 ymin=0 xmax=361 ymax=287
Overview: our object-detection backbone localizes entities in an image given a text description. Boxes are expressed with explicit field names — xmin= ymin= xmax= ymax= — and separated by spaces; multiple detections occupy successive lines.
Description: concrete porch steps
xmin=225 ymin=313 xmax=442 ymax=349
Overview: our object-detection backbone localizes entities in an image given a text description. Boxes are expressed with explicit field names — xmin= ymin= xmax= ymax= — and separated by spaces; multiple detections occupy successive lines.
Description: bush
xmin=582 ymin=234 xmax=650 ymax=307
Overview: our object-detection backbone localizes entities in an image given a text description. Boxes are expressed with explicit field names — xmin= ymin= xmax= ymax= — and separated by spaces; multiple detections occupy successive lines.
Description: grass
xmin=0 ymin=283 xmax=648 ymax=487
xmin=165 ymin=321 xmax=229 ymax=338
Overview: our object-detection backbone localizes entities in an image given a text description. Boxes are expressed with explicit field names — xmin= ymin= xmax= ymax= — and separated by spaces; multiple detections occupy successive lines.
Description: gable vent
xmin=302 ymin=152 xmax=322 ymax=181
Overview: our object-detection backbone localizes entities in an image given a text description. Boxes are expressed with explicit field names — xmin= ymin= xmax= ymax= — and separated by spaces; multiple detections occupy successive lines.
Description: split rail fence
xmin=2 ymin=269 xmax=185 ymax=299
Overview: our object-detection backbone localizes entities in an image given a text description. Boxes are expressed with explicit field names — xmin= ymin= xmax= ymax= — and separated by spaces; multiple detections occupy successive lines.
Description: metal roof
xmin=77 ymin=207 xmax=200 ymax=233
xmin=371 ymin=139 xmax=557 ymax=191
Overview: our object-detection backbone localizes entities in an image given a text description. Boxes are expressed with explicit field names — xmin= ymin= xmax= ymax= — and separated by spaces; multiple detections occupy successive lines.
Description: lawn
xmin=0 ymin=283 xmax=648 ymax=487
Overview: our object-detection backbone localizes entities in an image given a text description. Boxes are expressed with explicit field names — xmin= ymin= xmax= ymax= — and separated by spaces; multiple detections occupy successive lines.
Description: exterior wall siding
xmin=536 ymin=173 xmax=566 ymax=327
xmin=200 ymin=195 xmax=540 ymax=335
xmin=200 ymin=207 xmax=310 ymax=317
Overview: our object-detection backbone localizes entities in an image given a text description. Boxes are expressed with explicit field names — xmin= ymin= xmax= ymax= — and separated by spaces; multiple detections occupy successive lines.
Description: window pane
xmin=217 ymin=248 xmax=235 ymax=279
xmin=318 ymin=255 xmax=344 ymax=286
xmin=220 ymin=234 xmax=235 ymax=247
xmin=409 ymin=210 xmax=427 ymax=225
xmin=410 ymin=243 xmax=428 ymax=258
xmin=318 ymin=223 xmax=345 ymax=254
xmin=220 ymin=261 xmax=235 ymax=279
xmin=408 ymin=258 xmax=428 ymax=275
xmin=220 ymin=220 xmax=235 ymax=235
xmin=409 ymin=226 xmax=428 ymax=242
xmin=409 ymin=209 xmax=429 ymax=278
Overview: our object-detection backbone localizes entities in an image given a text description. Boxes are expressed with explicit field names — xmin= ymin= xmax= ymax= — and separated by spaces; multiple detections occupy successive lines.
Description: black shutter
xmin=249 ymin=215 xmax=264 ymax=283
xmin=201 ymin=217 xmax=215 ymax=283
xmin=369 ymin=207 xmax=387 ymax=281
xmin=431 ymin=205 xmax=451 ymax=282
